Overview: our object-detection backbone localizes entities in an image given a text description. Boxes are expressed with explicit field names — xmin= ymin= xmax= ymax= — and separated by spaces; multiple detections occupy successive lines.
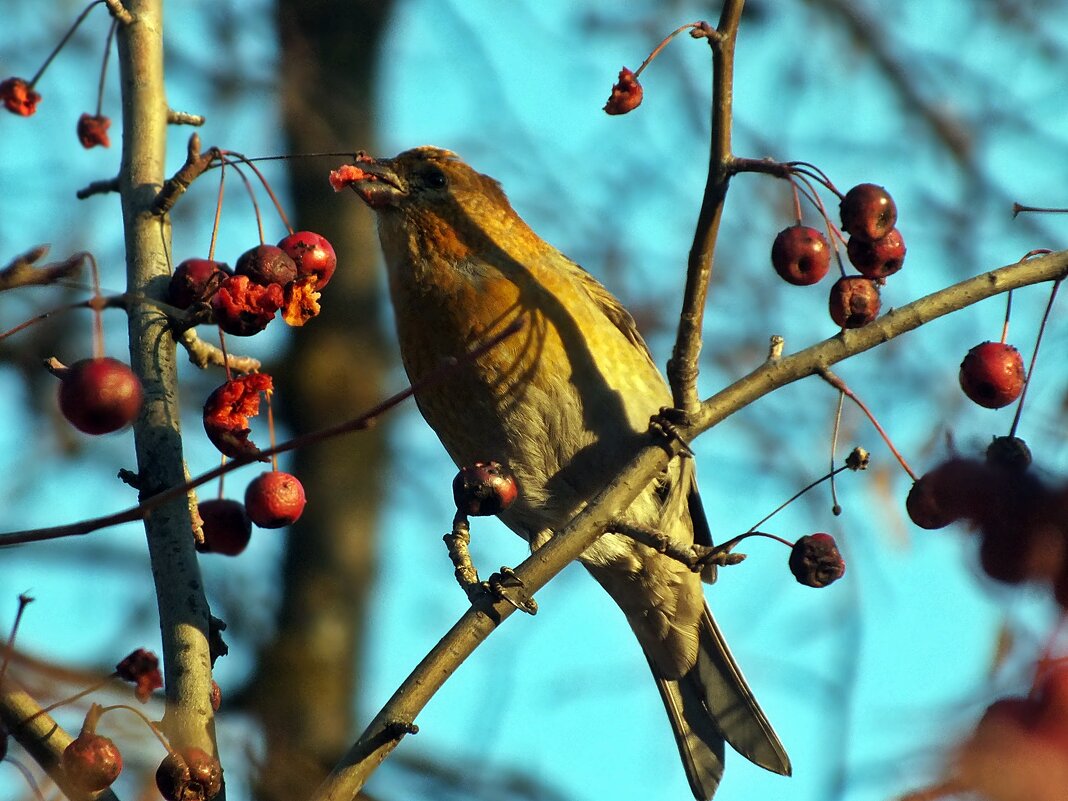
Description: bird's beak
xmin=339 ymin=153 xmax=405 ymax=210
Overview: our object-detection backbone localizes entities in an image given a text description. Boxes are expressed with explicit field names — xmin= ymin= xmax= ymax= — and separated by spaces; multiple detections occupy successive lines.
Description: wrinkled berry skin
xmin=244 ymin=471 xmax=307 ymax=528
xmin=788 ymin=533 xmax=845 ymax=587
xmin=155 ymin=747 xmax=223 ymax=801
xmin=235 ymin=245 xmax=297 ymax=286
xmin=278 ymin=231 xmax=337 ymax=289
xmin=169 ymin=259 xmax=230 ymax=310
xmin=62 ymin=732 xmax=123 ymax=792
xmin=840 ymin=183 xmax=897 ymax=241
xmin=828 ymin=276 xmax=881 ymax=328
xmin=452 ymin=461 xmax=519 ymax=516
xmin=58 ymin=357 xmax=143 ymax=434
xmin=959 ymin=342 xmax=1025 ymax=409
xmin=771 ymin=225 xmax=831 ymax=286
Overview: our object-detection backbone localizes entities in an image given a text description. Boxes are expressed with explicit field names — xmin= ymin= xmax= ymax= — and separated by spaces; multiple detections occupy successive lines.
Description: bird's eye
xmin=422 ymin=167 xmax=448 ymax=189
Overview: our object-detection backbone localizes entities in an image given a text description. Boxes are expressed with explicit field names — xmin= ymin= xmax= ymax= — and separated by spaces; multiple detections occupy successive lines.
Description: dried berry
xmin=196 ymin=499 xmax=253 ymax=556
xmin=76 ymin=113 xmax=111 ymax=148
xmin=244 ymin=471 xmax=307 ymax=529
xmin=788 ymin=533 xmax=845 ymax=587
xmin=770 ymin=225 xmax=831 ymax=286
xmin=604 ymin=67 xmax=643 ymax=115
xmin=960 ymin=342 xmax=1025 ymax=409
xmin=115 ymin=648 xmax=163 ymax=702
xmin=0 ymin=77 xmax=41 ymax=116
xmin=58 ymin=357 xmax=143 ymax=435
xmin=452 ymin=461 xmax=518 ymax=516
xmin=828 ymin=276 xmax=881 ymax=328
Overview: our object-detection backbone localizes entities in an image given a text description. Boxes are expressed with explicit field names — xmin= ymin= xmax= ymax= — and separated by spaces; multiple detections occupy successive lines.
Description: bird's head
xmin=335 ymin=147 xmax=541 ymax=268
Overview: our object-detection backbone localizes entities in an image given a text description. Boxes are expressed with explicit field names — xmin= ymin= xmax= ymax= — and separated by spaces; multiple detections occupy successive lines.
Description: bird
xmin=341 ymin=146 xmax=791 ymax=799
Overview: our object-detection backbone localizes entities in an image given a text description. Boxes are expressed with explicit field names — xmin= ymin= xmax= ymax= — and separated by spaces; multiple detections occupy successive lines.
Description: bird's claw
xmin=482 ymin=567 xmax=538 ymax=615
xmin=649 ymin=407 xmax=695 ymax=457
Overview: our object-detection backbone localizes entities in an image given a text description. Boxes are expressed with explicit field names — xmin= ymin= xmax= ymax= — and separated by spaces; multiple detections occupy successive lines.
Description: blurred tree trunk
xmin=247 ymin=2 xmax=394 ymax=799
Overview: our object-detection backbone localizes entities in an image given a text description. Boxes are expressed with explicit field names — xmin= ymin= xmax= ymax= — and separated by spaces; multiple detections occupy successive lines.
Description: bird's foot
xmin=649 ymin=407 xmax=695 ymax=457
xmin=479 ymin=567 xmax=538 ymax=615
xmin=692 ymin=542 xmax=747 ymax=574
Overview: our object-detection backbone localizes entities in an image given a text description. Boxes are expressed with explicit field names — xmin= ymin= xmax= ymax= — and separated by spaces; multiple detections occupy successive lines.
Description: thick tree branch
xmin=116 ymin=0 xmax=215 ymax=755
xmin=668 ymin=0 xmax=745 ymax=412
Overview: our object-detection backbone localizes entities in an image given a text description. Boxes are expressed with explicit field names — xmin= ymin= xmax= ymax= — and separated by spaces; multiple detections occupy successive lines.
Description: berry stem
xmin=87 ymin=253 xmax=105 ymax=361
xmin=819 ymin=367 xmax=917 ymax=481
xmin=222 ymin=150 xmax=293 ymax=234
xmin=789 ymin=180 xmax=803 ymax=224
xmin=715 ymin=529 xmax=795 ymax=553
xmin=218 ymin=153 xmax=265 ymax=245
xmin=1008 ymin=276 xmax=1061 ymax=440
xmin=28 ymin=0 xmax=106 ymax=88
xmin=208 ymin=161 xmax=226 ymax=262
xmin=266 ymin=389 xmax=278 ymax=472
xmin=744 ymin=463 xmax=852 ymax=535
xmin=96 ymin=704 xmax=173 ymax=752
xmin=1000 ymin=290 xmax=1012 ymax=344
xmin=24 ymin=676 xmax=111 ymax=721
xmin=94 ymin=19 xmax=117 ymax=117
xmin=633 ymin=22 xmax=710 ymax=79
xmin=829 ymin=391 xmax=845 ymax=515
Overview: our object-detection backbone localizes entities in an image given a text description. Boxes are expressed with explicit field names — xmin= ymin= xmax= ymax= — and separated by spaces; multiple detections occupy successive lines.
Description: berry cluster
xmin=907 ymin=437 xmax=1068 ymax=605
xmin=770 ymin=183 xmax=905 ymax=330
xmin=169 ymin=231 xmax=336 ymax=336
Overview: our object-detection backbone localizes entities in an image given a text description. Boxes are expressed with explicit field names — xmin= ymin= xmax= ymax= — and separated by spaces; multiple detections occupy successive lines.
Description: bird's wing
xmin=564 ymin=257 xmax=659 ymax=368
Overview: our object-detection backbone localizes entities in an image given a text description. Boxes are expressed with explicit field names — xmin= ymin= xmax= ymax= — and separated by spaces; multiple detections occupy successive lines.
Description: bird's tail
xmin=649 ymin=604 xmax=791 ymax=801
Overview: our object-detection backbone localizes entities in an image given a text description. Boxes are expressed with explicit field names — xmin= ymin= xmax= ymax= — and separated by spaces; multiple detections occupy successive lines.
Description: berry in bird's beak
xmin=329 ymin=158 xmax=404 ymax=209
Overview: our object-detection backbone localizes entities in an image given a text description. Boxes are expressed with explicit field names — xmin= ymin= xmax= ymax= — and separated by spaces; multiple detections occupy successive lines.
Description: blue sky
xmin=3 ymin=2 xmax=1068 ymax=800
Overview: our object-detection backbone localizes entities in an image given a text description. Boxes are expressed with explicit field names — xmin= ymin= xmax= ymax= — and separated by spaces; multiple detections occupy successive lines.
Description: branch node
xmin=152 ymin=134 xmax=216 ymax=215
xmin=103 ymin=0 xmax=133 ymax=25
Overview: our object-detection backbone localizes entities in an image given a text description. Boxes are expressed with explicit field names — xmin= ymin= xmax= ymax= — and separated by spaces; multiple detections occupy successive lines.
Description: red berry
xmin=840 ymin=183 xmax=897 ymax=241
xmin=58 ymin=357 xmax=143 ymax=434
xmin=62 ymin=732 xmax=123 ymax=792
xmin=603 ymin=67 xmax=643 ymax=115
xmin=115 ymin=648 xmax=163 ymax=702
xmin=196 ymin=499 xmax=252 ymax=556
xmin=156 ymin=748 xmax=223 ymax=801
xmin=846 ymin=228 xmax=906 ymax=279
xmin=169 ymin=259 xmax=230 ymax=310
xmin=278 ymin=231 xmax=337 ymax=289
xmin=245 ymin=471 xmax=307 ymax=528
xmin=959 ymin=342 xmax=1025 ymax=409
xmin=210 ymin=680 xmax=222 ymax=712
xmin=452 ymin=461 xmax=518 ymax=516
xmin=828 ymin=276 xmax=881 ymax=328
xmin=235 ymin=244 xmax=297 ymax=286
xmin=770 ymin=225 xmax=831 ymax=286
xmin=986 ymin=436 xmax=1032 ymax=472
xmin=788 ymin=533 xmax=845 ymax=587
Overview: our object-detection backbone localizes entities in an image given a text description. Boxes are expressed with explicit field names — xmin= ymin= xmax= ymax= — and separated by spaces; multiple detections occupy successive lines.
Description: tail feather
xmin=653 ymin=604 xmax=791 ymax=800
